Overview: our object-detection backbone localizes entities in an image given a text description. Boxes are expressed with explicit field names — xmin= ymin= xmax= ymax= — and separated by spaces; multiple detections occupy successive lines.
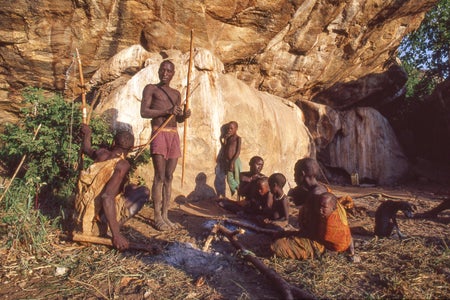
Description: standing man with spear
xmin=140 ymin=58 xmax=191 ymax=231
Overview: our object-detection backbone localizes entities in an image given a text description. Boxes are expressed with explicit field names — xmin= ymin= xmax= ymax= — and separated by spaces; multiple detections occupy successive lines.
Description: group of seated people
xmin=217 ymin=156 xmax=357 ymax=261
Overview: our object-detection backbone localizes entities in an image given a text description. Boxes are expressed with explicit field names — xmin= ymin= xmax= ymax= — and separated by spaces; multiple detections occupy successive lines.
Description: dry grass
xmin=269 ymin=236 xmax=450 ymax=299
xmin=1 ymin=185 xmax=449 ymax=299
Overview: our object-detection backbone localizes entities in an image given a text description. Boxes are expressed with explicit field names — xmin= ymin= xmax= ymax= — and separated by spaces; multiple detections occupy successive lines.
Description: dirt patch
xmin=1 ymin=181 xmax=449 ymax=299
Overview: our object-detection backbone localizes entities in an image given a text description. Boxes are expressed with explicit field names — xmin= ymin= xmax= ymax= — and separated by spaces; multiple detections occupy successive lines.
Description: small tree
xmin=399 ymin=0 xmax=449 ymax=98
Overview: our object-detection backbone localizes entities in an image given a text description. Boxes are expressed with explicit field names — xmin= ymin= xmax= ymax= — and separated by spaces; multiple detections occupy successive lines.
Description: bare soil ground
xmin=1 ymin=180 xmax=449 ymax=299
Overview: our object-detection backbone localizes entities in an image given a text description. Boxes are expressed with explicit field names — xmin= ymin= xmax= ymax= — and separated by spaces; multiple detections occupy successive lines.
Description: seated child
xmin=217 ymin=176 xmax=273 ymax=218
xmin=289 ymin=157 xmax=354 ymax=236
xmin=316 ymin=192 xmax=353 ymax=253
xmin=261 ymin=173 xmax=289 ymax=230
xmin=239 ymin=156 xmax=266 ymax=201
xmin=245 ymin=176 xmax=273 ymax=215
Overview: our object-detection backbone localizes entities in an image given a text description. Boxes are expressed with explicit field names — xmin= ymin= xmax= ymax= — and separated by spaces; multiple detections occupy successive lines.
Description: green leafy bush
xmin=0 ymin=88 xmax=115 ymax=254
xmin=0 ymin=87 xmax=150 ymax=254
xmin=0 ymin=87 xmax=113 ymax=203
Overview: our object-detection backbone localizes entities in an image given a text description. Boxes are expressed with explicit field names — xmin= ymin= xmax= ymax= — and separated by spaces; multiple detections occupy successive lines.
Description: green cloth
xmin=227 ymin=157 xmax=241 ymax=195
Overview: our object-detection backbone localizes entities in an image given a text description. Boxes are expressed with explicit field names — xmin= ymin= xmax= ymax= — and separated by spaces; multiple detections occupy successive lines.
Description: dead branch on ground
xmin=72 ymin=233 xmax=161 ymax=254
xmin=223 ymin=218 xmax=281 ymax=235
xmin=216 ymin=224 xmax=316 ymax=300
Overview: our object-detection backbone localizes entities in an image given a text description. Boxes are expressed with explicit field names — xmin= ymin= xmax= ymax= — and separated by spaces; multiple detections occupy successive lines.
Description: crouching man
xmin=73 ymin=124 xmax=148 ymax=251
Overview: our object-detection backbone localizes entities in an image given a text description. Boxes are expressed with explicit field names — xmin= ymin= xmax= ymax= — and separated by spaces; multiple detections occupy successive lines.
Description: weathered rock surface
xmin=298 ymin=100 xmax=409 ymax=185
xmin=94 ymin=47 xmax=409 ymax=193
xmin=0 ymin=0 xmax=438 ymax=125
xmin=0 ymin=0 xmax=440 ymax=189
xmin=95 ymin=47 xmax=313 ymax=195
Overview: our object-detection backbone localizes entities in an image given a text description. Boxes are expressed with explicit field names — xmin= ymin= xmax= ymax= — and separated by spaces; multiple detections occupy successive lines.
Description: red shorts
xmin=150 ymin=128 xmax=181 ymax=159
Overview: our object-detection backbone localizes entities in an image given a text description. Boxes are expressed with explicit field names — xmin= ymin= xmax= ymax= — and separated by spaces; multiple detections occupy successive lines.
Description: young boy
xmin=262 ymin=173 xmax=290 ymax=229
xmin=217 ymin=176 xmax=273 ymax=217
xmin=239 ymin=156 xmax=266 ymax=201
xmin=220 ymin=121 xmax=242 ymax=196
xmin=247 ymin=176 xmax=273 ymax=216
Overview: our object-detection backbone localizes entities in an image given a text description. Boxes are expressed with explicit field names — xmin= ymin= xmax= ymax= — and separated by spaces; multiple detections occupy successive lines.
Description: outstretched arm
xmin=80 ymin=124 xmax=96 ymax=159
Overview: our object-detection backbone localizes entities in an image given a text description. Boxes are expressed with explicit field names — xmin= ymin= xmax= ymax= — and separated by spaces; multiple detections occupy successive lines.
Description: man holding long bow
xmin=140 ymin=60 xmax=191 ymax=231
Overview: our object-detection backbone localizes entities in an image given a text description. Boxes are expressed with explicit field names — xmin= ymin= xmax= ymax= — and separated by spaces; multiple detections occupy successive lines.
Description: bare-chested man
xmin=140 ymin=60 xmax=191 ymax=231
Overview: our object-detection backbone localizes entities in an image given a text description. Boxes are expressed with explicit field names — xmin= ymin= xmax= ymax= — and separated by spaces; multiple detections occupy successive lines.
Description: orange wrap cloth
xmin=271 ymin=236 xmax=325 ymax=260
xmin=271 ymin=201 xmax=352 ymax=259
xmin=318 ymin=203 xmax=352 ymax=252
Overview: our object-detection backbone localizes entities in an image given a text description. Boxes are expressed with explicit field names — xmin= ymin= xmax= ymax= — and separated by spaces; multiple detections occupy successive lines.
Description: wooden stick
xmin=75 ymin=48 xmax=87 ymax=124
xmin=86 ymin=88 xmax=102 ymax=125
xmin=75 ymin=48 xmax=88 ymax=173
xmin=223 ymin=218 xmax=281 ymax=235
xmin=72 ymin=233 xmax=161 ymax=254
xmin=0 ymin=124 xmax=42 ymax=203
xmin=181 ymin=29 xmax=194 ymax=188
xmin=202 ymin=223 xmax=219 ymax=251
xmin=217 ymin=224 xmax=315 ymax=300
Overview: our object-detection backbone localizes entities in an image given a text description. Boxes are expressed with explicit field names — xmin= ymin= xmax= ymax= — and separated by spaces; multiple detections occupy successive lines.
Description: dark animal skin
xmin=374 ymin=200 xmax=415 ymax=239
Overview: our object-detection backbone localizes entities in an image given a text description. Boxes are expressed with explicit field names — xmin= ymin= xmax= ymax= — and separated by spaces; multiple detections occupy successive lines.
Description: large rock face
xmin=0 ymin=0 xmax=440 ymax=189
xmin=0 ymin=0 xmax=437 ymax=124
xmin=93 ymin=47 xmax=409 ymax=193
xmin=298 ymin=100 xmax=409 ymax=185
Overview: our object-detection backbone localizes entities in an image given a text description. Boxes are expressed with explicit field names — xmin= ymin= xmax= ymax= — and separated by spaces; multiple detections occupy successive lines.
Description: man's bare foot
xmin=154 ymin=219 xmax=171 ymax=231
xmin=163 ymin=217 xmax=181 ymax=229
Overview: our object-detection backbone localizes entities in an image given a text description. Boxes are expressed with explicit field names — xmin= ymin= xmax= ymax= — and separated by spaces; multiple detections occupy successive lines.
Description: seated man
xmin=73 ymin=124 xmax=149 ymax=251
xmin=271 ymin=192 xmax=356 ymax=260
xmin=289 ymin=157 xmax=354 ymax=236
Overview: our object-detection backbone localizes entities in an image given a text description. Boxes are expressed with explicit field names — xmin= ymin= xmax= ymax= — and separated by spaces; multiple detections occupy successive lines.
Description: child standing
xmin=220 ymin=121 xmax=241 ymax=196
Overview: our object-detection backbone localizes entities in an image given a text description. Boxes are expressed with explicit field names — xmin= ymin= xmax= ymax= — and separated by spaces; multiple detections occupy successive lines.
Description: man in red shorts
xmin=140 ymin=60 xmax=191 ymax=231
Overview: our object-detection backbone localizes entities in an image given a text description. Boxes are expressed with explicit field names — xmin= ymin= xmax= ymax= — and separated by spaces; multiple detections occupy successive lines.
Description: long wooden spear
xmin=181 ymin=29 xmax=194 ymax=188
xmin=75 ymin=48 xmax=88 ymax=172
xmin=75 ymin=48 xmax=88 ymax=125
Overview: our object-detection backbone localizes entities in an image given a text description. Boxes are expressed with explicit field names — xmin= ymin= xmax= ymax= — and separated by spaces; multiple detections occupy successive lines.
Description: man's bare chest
xmin=151 ymin=86 xmax=178 ymax=109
